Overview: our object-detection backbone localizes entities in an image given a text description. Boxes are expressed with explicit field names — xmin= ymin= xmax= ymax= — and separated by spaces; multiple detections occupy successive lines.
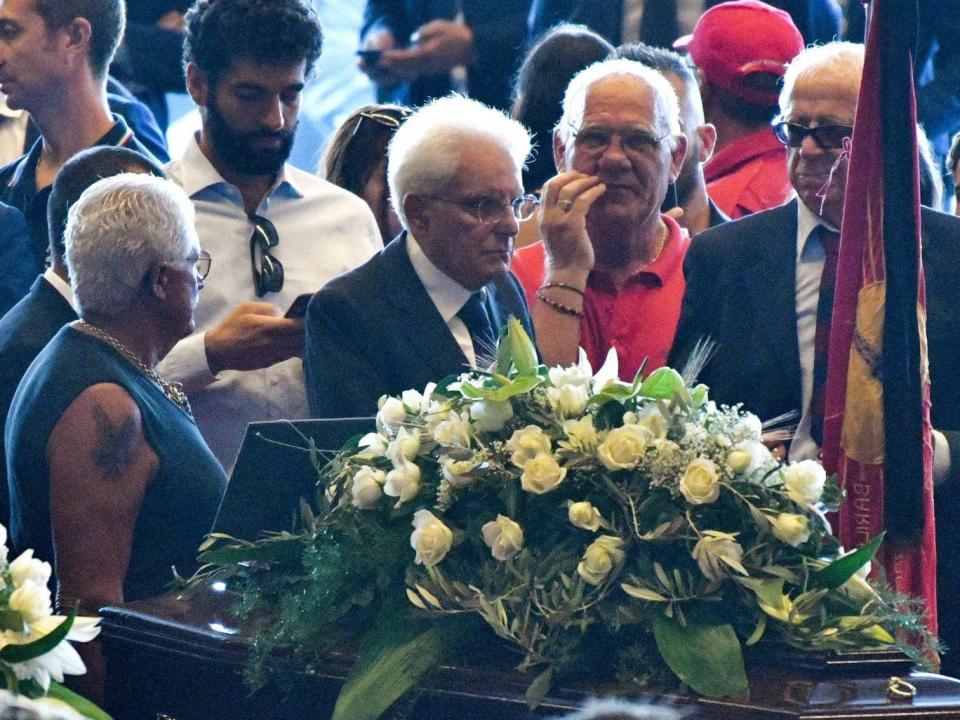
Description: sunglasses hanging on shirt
xmin=249 ymin=213 xmax=284 ymax=297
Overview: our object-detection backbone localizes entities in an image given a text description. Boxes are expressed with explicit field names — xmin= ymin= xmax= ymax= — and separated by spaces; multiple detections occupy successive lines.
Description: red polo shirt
xmin=704 ymin=127 xmax=794 ymax=219
xmin=511 ymin=214 xmax=690 ymax=382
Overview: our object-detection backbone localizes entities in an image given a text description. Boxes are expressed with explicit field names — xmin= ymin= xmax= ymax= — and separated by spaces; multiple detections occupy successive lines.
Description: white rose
xmin=548 ymin=356 xmax=592 ymax=389
xmin=432 ymin=412 xmax=472 ymax=449
xmin=632 ymin=407 xmax=669 ymax=440
xmin=726 ymin=440 xmax=770 ymax=474
xmin=0 ymin=524 xmax=7 ymax=564
xmin=356 ymin=432 xmax=389 ymax=459
xmin=506 ymin=426 xmax=552 ymax=468
xmin=350 ymin=467 xmax=386 ymax=509
xmin=841 ymin=557 xmax=878 ymax=603
xmin=470 ymin=400 xmax=514 ymax=433
xmin=691 ymin=531 xmax=748 ymax=582
xmin=481 ymin=515 xmax=524 ymax=561
xmin=377 ymin=396 xmax=407 ymax=431
xmin=387 ymin=427 xmax=420 ymax=462
xmin=440 ymin=456 xmax=481 ymax=488
xmin=410 ymin=510 xmax=454 ymax=566
xmin=520 ymin=453 xmax=567 ymax=494
xmin=562 ymin=417 xmax=600 ymax=453
xmin=383 ymin=460 xmax=422 ymax=505
xmin=9 ymin=580 xmax=52 ymax=623
xmin=596 ymin=424 xmax=652 ymax=471
xmin=568 ymin=501 xmax=602 ymax=531
xmin=9 ymin=550 xmax=51 ymax=588
xmin=545 ymin=384 xmax=590 ymax=418
xmin=781 ymin=460 xmax=827 ymax=506
xmin=401 ymin=388 xmax=425 ymax=412
xmin=577 ymin=536 xmax=625 ymax=586
xmin=679 ymin=457 xmax=720 ymax=505
xmin=770 ymin=513 xmax=811 ymax=547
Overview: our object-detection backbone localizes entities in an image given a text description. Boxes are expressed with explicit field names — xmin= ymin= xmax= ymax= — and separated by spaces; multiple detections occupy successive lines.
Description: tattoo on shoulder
xmin=92 ymin=405 xmax=138 ymax=479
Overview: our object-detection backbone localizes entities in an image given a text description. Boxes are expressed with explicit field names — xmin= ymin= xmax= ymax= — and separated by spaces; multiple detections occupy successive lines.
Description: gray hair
xmin=779 ymin=42 xmax=865 ymax=115
xmin=66 ymin=174 xmax=199 ymax=319
xmin=386 ymin=94 xmax=532 ymax=229
xmin=557 ymin=58 xmax=681 ymax=147
xmin=553 ymin=698 xmax=687 ymax=720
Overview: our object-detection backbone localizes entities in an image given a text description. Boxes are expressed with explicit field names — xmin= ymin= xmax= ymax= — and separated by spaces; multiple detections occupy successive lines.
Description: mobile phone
xmin=660 ymin=183 xmax=679 ymax=214
xmin=356 ymin=49 xmax=383 ymax=64
xmin=284 ymin=293 xmax=313 ymax=319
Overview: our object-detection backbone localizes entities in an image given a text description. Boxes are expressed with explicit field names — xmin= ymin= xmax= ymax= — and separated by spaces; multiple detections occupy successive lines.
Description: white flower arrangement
xmin=194 ymin=321 xmax=935 ymax=720
xmin=0 ymin=529 xmax=104 ymax=720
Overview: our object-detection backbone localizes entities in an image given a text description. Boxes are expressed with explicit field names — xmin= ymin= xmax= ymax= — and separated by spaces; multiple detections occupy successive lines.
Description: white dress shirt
xmin=43 ymin=267 xmax=76 ymax=309
xmin=159 ymin=136 xmax=382 ymax=471
xmin=790 ymin=200 xmax=838 ymax=462
xmin=406 ymin=233 xmax=479 ymax=368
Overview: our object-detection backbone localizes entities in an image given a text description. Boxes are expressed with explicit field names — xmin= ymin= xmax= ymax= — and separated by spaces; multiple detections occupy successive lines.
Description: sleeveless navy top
xmin=6 ymin=325 xmax=227 ymax=601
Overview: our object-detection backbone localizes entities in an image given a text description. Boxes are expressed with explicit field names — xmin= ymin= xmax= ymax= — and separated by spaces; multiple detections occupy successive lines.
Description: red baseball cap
xmin=674 ymin=0 xmax=804 ymax=106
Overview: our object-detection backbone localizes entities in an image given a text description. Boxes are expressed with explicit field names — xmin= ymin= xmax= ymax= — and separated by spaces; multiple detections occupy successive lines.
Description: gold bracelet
xmin=539 ymin=282 xmax=585 ymax=297
xmin=536 ymin=288 xmax=585 ymax=318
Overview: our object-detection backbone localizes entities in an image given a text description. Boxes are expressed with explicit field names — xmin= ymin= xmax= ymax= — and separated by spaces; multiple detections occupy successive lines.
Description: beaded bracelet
xmin=536 ymin=288 xmax=585 ymax=318
xmin=539 ymin=281 xmax=585 ymax=297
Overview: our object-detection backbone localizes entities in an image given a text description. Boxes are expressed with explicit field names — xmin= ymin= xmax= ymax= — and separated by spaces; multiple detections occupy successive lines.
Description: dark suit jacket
xmin=304 ymin=234 xmax=534 ymax=419
xmin=362 ymin=0 xmax=531 ymax=110
xmin=0 ymin=204 xmax=30 ymax=318
xmin=0 ymin=276 xmax=77 ymax=529
xmin=668 ymin=200 xmax=960 ymax=671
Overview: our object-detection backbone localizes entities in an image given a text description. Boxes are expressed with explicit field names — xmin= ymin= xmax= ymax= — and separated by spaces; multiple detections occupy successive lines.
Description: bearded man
xmin=159 ymin=0 xmax=382 ymax=470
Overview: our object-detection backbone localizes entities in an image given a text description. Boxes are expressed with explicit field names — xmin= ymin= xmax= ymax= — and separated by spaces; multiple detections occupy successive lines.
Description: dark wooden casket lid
xmin=99 ymin=586 xmax=960 ymax=720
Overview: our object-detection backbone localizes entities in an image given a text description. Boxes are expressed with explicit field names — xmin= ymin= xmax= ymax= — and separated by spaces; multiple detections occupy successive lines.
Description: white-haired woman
xmin=7 ymin=173 xmax=226 ymax=620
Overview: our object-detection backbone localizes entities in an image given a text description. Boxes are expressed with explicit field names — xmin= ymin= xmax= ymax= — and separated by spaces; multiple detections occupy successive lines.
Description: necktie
xmin=458 ymin=291 xmax=496 ymax=362
xmin=809 ymin=227 xmax=841 ymax=447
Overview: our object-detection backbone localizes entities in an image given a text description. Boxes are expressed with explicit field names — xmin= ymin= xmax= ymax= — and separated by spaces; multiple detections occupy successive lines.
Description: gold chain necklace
xmin=74 ymin=321 xmax=192 ymax=416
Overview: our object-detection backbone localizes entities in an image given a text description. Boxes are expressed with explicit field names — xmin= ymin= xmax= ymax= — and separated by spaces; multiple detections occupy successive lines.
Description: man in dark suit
xmin=305 ymin=95 xmax=535 ymax=418
xmin=0 ymin=146 xmax=165 ymax=530
xmin=358 ymin=0 xmax=531 ymax=111
xmin=669 ymin=41 xmax=960 ymax=674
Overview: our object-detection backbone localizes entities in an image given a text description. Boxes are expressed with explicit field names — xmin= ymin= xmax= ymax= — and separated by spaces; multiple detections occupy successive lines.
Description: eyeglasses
xmin=424 ymin=194 xmax=540 ymax=224
xmin=195 ymin=249 xmax=212 ymax=280
xmin=249 ymin=214 xmax=283 ymax=296
xmin=570 ymin=124 xmax=671 ymax=157
xmin=772 ymin=121 xmax=853 ymax=150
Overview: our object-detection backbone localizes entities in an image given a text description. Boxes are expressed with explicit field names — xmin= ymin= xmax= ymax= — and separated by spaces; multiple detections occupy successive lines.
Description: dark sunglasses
xmin=249 ymin=214 xmax=283 ymax=297
xmin=350 ymin=108 xmax=412 ymax=140
xmin=772 ymin=121 xmax=853 ymax=150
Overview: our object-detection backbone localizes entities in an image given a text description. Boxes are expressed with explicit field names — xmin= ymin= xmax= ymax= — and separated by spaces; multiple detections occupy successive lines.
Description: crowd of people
xmin=1 ymin=0 xmax=960 ymax=699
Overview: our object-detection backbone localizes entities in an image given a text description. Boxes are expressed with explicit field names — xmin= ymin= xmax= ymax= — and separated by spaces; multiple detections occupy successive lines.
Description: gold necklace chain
xmin=637 ymin=222 xmax=669 ymax=270
xmin=74 ymin=321 xmax=192 ymax=416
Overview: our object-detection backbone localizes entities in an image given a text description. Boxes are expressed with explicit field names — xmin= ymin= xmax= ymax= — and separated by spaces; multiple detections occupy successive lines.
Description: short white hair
xmin=387 ymin=94 xmax=532 ymax=229
xmin=66 ymin=173 xmax=199 ymax=320
xmin=779 ymin=42 xmax=865 ymax=115
xmin=557 ymin=59 xmax=682 ymax=147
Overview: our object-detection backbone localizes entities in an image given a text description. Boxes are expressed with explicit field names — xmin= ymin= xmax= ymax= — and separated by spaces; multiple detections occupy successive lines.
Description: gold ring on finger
xmin=558 ymin=199 xmax=573 ymax=212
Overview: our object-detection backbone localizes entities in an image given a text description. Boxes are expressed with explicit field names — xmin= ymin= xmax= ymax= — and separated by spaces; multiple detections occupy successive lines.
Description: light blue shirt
xmin=789 ymin=200 xmax=838 ymax=462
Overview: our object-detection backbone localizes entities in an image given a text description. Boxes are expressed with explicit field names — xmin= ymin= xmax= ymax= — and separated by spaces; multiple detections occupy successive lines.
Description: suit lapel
xmin=731 ymin=201 xmax=803 ymax=411
xmin=379 ymin=236 xmax=471 ymax=378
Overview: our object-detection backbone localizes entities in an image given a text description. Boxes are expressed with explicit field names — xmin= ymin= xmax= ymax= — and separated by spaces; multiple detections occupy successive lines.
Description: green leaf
xmin=651 ymin=607 xmax=748 ymax=699
xmin=0 ymin=610 xmax=24 ymax=632
xmin=332 ymin=614 xmax=465 ymax=720
xmin=46 ymin=681 xmax=113 ymax=720
xmin=197 ymin=536 xmax=303 ymax=566
xmin=638 ymin=367 xmax=685 ymax=401
xmin=810 ymin=533 xmax=884 ymax=590
xmin=505 ymin=317 xmax=539 ymax=375
xmin=0 ymin=609 xmax=75 ymax=664
xmin=524 ymin=666 xmax=554 ymax=709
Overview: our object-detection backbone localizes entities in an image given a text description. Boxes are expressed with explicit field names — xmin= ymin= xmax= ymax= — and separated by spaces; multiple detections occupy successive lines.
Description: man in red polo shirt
xmin=511 ymin=58 xmax=688 ymax=381
xmin=674 ymin=0 xmax=803 ymax=219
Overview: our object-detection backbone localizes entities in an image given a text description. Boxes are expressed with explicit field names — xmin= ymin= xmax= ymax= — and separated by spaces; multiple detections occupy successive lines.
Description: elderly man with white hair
xmin=511 ymin=58 xmax=689 ymax=382
xmin=7 ymin=173 xmax=227 ymax=619
xmin=304 ymin=95 xmax=537 ymax=419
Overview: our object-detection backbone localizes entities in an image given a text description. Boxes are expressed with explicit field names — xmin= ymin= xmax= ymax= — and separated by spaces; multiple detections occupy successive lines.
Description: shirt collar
xmin=406 ymin=233 xmax=473 ymax=323
xmin=7 ymin=113 xmax=133 ymax=191
xmin=704 ymin=127 xmax=784 ymax=182
xmin=796 ymin=198 xmax=839 ymax=261
xmin=588 ymin=214 xmax=689 ymax=290
xmin=177 ymin=133 xmax=304 ymax=203
xmin=43 ymin=267 xmax=76 ymax=310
